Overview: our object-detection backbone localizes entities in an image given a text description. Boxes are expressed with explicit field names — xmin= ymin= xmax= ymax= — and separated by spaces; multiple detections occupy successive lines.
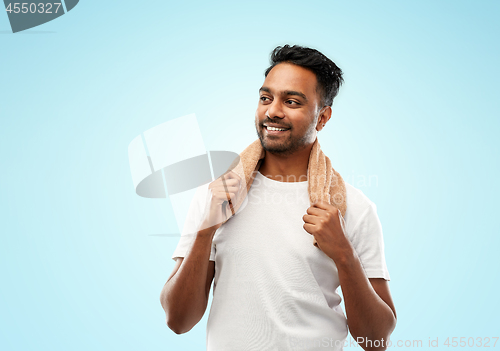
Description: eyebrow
xmin=259 ymin=87 xmax=308 ymax=103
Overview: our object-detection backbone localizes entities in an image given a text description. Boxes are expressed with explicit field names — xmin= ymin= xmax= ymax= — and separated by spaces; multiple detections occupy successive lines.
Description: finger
xmin=220 ymin=176 xmax=240 ymax=195
xmin=212 ymin=176 xmax=236 ymax=187
xmin=222 ymin=170 xmax=241 ymax=182
xmin=213 ymin=192 xmax=238 ymax=201
xmin=312 ymin=201 xmax=337 ymax=212
xmin=218 ymin=178 xmax=240 ymax=186
xmin=213 ymin=189 xmax=238 ymax=199
xmin=302 ymin=214 xmax=319 ymax=224
xmin=306 ymin=206 xmax=324 ymax=216
xmin=209 ymin=179 xmax=240 ymax=193
xmin=210 ymin=188 xmax=239 ymax=200
xmin=212 ymin=185 xmax=240 ymax=193
xmin=303 ymin=222 xmax=316 ymax=234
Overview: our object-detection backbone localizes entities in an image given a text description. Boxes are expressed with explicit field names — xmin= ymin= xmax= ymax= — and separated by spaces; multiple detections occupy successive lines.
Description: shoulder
xmin=345 ymin=181 xmax=376 ymax=216
xmin=343 ymin=182 xmax=379 ymax=232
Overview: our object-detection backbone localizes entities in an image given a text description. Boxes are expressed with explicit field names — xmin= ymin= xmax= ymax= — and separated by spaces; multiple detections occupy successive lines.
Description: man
xmin=160 ymin=44 xmax=396 ymax=351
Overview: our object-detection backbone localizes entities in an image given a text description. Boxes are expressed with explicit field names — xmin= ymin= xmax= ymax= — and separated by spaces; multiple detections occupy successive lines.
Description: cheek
xmin=255 ymin=109 xmax=265 ymax=125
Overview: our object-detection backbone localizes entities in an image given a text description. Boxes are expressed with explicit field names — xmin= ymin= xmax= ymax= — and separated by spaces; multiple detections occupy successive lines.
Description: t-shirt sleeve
xmin=347 ymin=201 xmax=390 ymax=280
xmin=171 ymin=185 xmax=216 ymax=262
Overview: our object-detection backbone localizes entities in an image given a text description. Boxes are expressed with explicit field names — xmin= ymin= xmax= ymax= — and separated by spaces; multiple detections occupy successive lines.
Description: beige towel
xmin=221 ymin=138 xmax=346 ymax=246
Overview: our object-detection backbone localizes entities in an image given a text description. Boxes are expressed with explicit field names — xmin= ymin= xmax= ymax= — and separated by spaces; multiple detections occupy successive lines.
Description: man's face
xmin=255 ymin=62 xmax=323 ymax=156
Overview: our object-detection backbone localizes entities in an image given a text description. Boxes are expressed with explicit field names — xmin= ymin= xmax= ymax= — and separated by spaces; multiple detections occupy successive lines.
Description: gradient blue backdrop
xmin=1 ymin=1 xmax=499 ymax=350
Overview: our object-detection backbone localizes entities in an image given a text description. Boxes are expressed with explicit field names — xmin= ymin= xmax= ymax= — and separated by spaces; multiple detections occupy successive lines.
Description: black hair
xmin=264 ymin=44 xmax=344 ymax=107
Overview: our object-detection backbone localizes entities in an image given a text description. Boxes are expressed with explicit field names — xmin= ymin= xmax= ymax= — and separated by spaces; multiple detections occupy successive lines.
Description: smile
xmin=266 ymin=126 xmax=288 ymax=131
xmin=263 ymin=124 xmax=290 ymax=134
xmin=264 ymin=126 xmax=290 ymax=135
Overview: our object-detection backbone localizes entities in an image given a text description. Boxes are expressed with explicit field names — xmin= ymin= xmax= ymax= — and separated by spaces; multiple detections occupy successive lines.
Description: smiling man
xmin=161 ymin=45 xmax=396 ymax=351
xmin=256 ymin=62 xmax=329 ymax=178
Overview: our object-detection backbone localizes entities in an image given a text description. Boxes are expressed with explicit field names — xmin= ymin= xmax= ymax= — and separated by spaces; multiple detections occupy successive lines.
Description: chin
xmin=261 ymin=140 xmax=295 ymax=155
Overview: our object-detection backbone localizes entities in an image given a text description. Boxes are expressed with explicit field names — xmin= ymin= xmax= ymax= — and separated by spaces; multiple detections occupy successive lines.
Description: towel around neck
xmin=221 ymin=138 xmax=347 ymax=227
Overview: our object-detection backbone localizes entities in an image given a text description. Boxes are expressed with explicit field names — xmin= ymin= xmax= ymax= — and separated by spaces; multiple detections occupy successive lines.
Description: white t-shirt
xmin=172 ymin=171 xmax=390 ymax=350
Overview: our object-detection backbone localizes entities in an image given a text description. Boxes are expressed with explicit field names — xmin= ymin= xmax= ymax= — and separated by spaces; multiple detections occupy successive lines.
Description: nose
xmin=266 ymin=100 xmax=285 ymax=119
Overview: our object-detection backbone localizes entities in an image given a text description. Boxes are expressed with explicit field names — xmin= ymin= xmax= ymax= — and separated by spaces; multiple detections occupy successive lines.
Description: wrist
xmin=330 ymin=245 xmax=357 ymax=269
xmin=197 ymin=224 xmax=218 ymax=239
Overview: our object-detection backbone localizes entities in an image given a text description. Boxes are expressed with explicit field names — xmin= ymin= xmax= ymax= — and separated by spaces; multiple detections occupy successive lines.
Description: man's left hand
xmin=302 ymin=201 xmax=354 ymax=264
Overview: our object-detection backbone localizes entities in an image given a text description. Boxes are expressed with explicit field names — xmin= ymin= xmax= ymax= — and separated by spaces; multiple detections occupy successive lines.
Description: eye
xmin=286 ymin=100 xmax=300 ymax=106
xmin=260 ymin=96 xmax=271 ymax=103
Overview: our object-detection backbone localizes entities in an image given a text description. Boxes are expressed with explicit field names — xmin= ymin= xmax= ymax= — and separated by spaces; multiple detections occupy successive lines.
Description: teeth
xmin=266 ymin=126 xmax=287 ymax=131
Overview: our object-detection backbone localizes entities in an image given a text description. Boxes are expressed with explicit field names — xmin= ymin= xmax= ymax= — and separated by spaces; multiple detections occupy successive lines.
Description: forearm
xmin=336 ymin=250 xmax=396 ymax=350
xmin=160 ymin=227 xmax=215 ymax=333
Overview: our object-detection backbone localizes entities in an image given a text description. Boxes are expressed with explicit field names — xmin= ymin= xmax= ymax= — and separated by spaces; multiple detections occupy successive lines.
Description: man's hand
xmin=200 ymin=170 xmax=242 ymax=232
xmin=304 ymin=201 xmax=397 ymax=349
xmin=302 ymin=201 xmax=354 ymax=263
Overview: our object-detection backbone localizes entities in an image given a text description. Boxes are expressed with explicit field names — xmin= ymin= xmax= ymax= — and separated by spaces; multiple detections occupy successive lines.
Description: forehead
xmin=262 ymin=63 xmax=318 ymax=99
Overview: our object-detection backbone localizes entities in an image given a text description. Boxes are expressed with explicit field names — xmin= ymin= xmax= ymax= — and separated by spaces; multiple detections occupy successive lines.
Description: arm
xmin=337 ymin=254 xmax=396 ymax=350
xmin=160 ymin=229 xmax=216 ymax=334
xmin=160 ymin=171 xmax=241 ymax=334
xmin=303 ymin=202 xmax=396 ymax=351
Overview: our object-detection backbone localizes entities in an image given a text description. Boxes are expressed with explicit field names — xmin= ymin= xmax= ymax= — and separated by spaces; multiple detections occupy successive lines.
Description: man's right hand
xmin=200 ymin=170 xmax=242 ymax=232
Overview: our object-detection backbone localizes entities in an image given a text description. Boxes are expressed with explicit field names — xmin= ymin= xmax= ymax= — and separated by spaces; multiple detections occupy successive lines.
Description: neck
xmin=258 ymin=143 xmax=314 ymax=182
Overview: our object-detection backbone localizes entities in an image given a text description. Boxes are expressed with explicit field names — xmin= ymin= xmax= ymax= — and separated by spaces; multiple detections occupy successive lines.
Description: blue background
xmin=1 ymin=1 xmax=499 ymax=350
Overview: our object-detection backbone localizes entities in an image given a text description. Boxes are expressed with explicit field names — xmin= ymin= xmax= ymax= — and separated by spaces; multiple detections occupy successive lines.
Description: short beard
xmin=256 ymin=123 xmax=316 ymax=157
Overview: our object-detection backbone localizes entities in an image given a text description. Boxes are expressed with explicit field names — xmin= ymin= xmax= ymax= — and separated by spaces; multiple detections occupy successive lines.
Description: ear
xmin=316 ymin=106 xmax=332 ymax=132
